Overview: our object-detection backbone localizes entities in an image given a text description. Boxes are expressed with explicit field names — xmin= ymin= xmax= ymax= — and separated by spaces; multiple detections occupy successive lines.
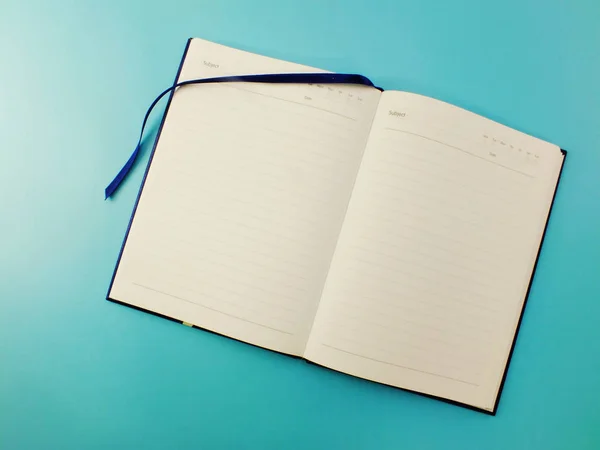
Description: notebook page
xmin=109 ymin=38 xmax=381 ymax=355
xmin=305 ymin=91 xmax=563 ymax=410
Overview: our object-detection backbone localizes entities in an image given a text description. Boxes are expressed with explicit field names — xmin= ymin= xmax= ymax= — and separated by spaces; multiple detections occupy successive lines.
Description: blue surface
xmin=1 ymin=1 xmax=599 ymax=448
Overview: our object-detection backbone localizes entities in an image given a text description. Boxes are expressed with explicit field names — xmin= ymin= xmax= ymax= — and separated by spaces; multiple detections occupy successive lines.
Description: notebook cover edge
xmin=491 ymin=147 xmax=568 ymax=414
xmin=105 ymin=38 xmax=193 ymax=300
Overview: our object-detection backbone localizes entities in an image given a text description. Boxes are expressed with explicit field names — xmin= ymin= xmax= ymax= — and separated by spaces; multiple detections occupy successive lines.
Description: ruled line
xmin=356 ymin=197 xmax=513 ymax=261
xmin=376 ymin=144 xmax=529 ymax=202
xmin=335 ymin=280 xmax=501 ymax=332
xmin=354 ymin=232 xmax=503 ymax=282
xmin=132 ymin=282 xmax=293 ymax=334
xmin=219 ymin=83 xmax=358 ymax=121
xmin=136 ymin=250 xmax=305 ymax=311
xmin=322 ymin=324 xmax=481 ymax=375
xmin=384 ymin=127 xmax=535 ymax=178
xmin=334 ymin=298 xmax=493 ymax=348
xmin=132 ymin=278 xmax=297 ymax=325
xmin=322 ymin=344 xmax=479 ymax=386
xmin=328 ymin=308 xmax=488 ymax=361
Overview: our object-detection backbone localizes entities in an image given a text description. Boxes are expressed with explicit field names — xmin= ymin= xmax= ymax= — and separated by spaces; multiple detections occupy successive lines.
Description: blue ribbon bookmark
xmin=105 ymin=72 xmax=380 ymax=199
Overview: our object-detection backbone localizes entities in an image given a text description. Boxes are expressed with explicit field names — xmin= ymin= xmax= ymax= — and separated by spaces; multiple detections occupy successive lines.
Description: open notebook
xmin=107 ymin=38 xmax=566 ymax=414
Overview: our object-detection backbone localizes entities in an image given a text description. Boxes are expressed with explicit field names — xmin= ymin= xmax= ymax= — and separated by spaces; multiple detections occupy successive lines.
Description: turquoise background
xmin=1 ymin=0 xmax=599 ymax=448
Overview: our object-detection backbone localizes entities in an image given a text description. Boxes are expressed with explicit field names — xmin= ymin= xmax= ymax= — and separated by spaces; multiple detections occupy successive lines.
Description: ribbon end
xmin=104 ymin=141 xmax=143 ymax=200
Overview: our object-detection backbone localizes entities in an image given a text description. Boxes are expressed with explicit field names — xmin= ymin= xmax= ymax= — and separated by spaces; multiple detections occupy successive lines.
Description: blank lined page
xmin=109 ymin=38 xmax=381 ymax=355
xmin=304 ymin=91 xmax=564 ymax=410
